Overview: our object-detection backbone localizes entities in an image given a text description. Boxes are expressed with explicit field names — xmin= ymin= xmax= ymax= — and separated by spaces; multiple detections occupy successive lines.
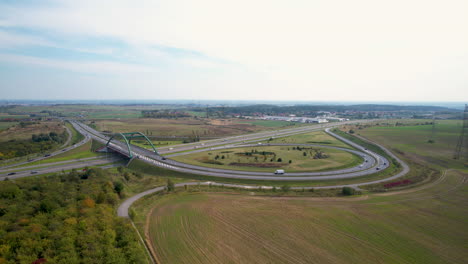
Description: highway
xmin=0 ymin=119 xmax=408 ymax=217
xmin=73 ymin=119 xmax=378 ymax=155
xmin=118 ymin=133 xmax=410 ymax=218
xmin=0 ymin=124 xmax=91 ymax=170
xmin=0 ymin=157 xmax=121 ymax=181
xmin=71 ymin=120 xmax=391 ymax=181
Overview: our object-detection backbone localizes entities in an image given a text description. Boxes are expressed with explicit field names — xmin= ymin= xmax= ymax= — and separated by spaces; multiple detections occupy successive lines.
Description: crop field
xmin=238 ymin=119 xmax=296 ymax=127
xmin=0 ymin=121 xmax=18 ymax=131
xmin=171 ymin=145 xmax=362 ymax=172
xmin=266 ymin=130 xmax=351 ymax=148
xmin=0 ymin=113 xmax=31 ymax=120
xmin=3 ymin=104 xmax=177 ymax=119
xmin=0 ymin=121 xmax=65 ymax=142
xmin=92 ymin=118 xmax=306 ymax=137
xmin=137 ymin=170 xmax=467 ymax=264
xmin=353 ymin=120 xmax=466 ymax=169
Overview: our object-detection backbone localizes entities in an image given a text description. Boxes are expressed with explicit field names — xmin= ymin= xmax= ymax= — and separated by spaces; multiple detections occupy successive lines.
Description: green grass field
xmin=266 ymin=130 xmax=351 ymax=148
xmin=171 ymin=145 xmax=362 ymax=173
xmin=354 ymin=120 xmax=466 ymax=169
xmin=130 ymin=139 xmax=183 ymax=149
xmin=65 ymin=121 xmax=84 ymax=145
xmin=134 ymin=170 xmax=467 ymax=264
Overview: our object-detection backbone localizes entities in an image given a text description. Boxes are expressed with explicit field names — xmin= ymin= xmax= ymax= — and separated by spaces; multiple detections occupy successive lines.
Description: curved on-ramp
xmin=117 ymin=130 xmax=409 ymax=218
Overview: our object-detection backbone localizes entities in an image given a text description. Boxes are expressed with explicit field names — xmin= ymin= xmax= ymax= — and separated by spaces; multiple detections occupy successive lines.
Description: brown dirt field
xmin=0 ymin=121 xmax=65 ymax=142
xmin=144 ymin=170 xmax=468 ymax=264
xmin=93 ymin=118 xmax=278 ymax=137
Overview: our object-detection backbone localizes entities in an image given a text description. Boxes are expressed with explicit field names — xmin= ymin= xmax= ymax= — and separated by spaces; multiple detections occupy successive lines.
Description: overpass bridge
xmin=105 ymin=132 xmax=158 ymax=158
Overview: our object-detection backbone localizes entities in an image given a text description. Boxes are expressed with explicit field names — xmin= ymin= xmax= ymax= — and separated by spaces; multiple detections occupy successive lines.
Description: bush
xmin=281 ymin=185 xmax=290 ymax=192
xmin=167 ymin=179 xmax=175 ymax=192
xmin=123 ymin=172 xmax=131 ymax=181
xmin=342 ymin=187 xmax=355 ymax=196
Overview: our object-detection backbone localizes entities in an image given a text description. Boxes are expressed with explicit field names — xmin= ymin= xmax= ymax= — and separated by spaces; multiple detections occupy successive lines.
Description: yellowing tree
xmin=82 ymin=198 xmax=96 ymax=208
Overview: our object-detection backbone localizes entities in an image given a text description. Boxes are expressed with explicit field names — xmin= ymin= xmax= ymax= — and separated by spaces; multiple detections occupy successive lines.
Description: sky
xmin=0 ymin=0 xmax=467 ymax=102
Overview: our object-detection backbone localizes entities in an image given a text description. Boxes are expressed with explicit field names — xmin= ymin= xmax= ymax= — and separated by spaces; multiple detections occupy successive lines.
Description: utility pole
xmin=430 ymin=114 xmax=436 ymax=142
xmin=453 ymin=104 xmax=468 ymax=160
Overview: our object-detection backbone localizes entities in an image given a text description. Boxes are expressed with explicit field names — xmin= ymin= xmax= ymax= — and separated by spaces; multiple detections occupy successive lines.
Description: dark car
xmin=44 ymin=154 xmax=51 ymax=157
xmin=7 ymin=172 xmax=16 ymax=175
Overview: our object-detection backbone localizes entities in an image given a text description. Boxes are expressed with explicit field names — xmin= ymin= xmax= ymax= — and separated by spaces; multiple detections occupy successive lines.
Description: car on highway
xmin=44 ymin=154 xmax=51 ymax=157
xmin=30 ymin=171 xmax=38 ymax=174
xmin=274 ymin=169 xmax=285 ymax=175
xmin=7 ymin=172 xmax=16 ymax=175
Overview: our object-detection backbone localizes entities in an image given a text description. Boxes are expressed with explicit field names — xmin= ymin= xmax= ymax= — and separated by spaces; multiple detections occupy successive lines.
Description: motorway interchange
xmin=70 ymin=120 xmax=407 ymax=184
xmin=1 ymin=119 xmax=409 ymax=217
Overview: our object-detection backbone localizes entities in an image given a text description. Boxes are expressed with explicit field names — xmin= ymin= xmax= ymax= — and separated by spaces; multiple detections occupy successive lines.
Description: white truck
xmin=274 ymin=169 xmax=285 ymax=175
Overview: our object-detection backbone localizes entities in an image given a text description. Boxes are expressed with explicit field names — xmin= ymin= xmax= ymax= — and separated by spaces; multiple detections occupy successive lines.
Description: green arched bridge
xmin=106 ymin=132 xmax=157 ymax=158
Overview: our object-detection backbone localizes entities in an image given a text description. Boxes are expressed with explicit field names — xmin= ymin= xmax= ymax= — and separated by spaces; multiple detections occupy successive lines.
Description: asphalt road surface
xmin=0 ymin=157 xmax=121 ymax=181
xmin=0 ymin=124 xmax=91 ymax=170
xmin=72 ymin=121 xmax=391 ymax=181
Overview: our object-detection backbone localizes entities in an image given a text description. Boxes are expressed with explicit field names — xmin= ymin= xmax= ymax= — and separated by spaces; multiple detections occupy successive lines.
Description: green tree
xmin=114 ymin=182 xmax=124 ymax=194
xmin=342 ymin=187 xmax=355 ymax=196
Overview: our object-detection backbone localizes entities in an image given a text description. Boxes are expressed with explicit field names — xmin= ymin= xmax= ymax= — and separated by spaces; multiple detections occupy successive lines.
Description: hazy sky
xmin=0 ymin=0 xmax=467 ymax=101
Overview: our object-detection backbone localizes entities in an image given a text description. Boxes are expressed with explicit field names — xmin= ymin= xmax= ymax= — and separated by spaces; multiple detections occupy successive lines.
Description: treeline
xmin=0 ymin=132 xmax=67 ymax=160
xmin=199 ymin=104 xmax=460 ymax=116
xmin=141 ymin=110 xmax=191 ymax=118
xmin=0 ymin=168 xmax=146 ymax=264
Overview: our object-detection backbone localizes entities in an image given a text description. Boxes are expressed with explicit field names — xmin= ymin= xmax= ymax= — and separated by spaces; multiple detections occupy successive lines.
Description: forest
xmin=0 ymin=168 xmax=146 ymax=264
